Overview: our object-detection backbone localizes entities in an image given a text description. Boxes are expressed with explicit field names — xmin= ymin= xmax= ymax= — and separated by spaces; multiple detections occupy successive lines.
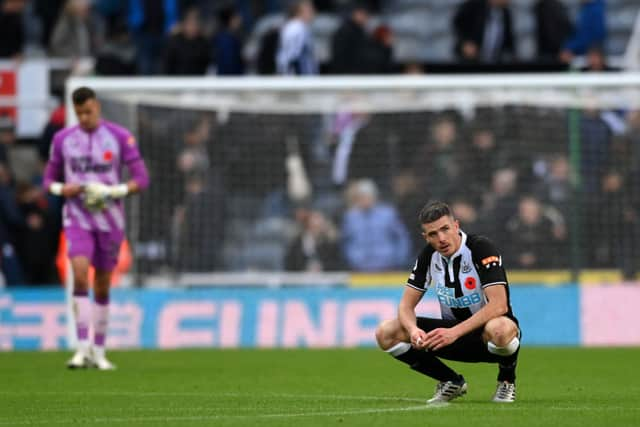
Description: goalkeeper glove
xmin=83 ymin=183 xmax=129 ymax=212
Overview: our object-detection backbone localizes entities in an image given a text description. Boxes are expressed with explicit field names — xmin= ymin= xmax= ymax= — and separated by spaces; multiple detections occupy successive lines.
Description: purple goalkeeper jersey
xmin=43 ymin=120 xmax=149 ymax=232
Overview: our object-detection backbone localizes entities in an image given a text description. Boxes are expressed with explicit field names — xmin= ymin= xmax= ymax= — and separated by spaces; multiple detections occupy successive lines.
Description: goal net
xmin=67 ymin=74 xmax=640 ymax=283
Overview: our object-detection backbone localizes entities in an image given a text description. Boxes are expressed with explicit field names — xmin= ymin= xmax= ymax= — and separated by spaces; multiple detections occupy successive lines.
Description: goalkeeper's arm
xmin=98 ymin=155 xmax=150 ymax=198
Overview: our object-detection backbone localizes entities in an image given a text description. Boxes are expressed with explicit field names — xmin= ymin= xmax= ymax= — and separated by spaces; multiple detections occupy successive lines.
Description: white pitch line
xmin=0 ymin=405 xmax=439 ymax=425
xmin=0 ymin=390 xmax=425 ymax=403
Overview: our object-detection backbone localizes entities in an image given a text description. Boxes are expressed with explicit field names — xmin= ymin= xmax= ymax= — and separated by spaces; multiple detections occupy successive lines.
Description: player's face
xmin=74 ymin=99 xmax=101 ymax=131
xmin=421 ymin=215 xmax=461 ymax=257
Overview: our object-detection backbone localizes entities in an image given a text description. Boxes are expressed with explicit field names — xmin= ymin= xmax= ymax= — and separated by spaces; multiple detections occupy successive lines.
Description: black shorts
xmin=416 ymin=317 xmax=521 ymax=364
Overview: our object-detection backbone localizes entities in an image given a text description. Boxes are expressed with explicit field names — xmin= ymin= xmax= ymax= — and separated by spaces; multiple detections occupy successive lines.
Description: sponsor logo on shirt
xmin=70 ymin=156 xmax=113 ymax=173
xmin=436 ymin=284 xmax=481 ymax=308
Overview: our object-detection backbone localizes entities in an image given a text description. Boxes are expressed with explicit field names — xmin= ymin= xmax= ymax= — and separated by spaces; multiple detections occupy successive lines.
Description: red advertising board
xmin=0 ymin=69 xmax=17 ymax=119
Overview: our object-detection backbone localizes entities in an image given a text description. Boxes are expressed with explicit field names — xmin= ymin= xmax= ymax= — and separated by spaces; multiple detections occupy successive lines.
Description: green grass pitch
xmin=0 ymin=348 xmax=638 ymax=426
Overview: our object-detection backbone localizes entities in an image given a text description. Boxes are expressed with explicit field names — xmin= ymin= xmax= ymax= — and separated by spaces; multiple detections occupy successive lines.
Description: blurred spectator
xmin=403 ymin=62 xmax=424 ymax=74
xmin=176 ymin=115 xmax=211 ymax=179
xmin=49 ymin=0 xmax=102 ymax=59
xmin=212 ymin=6 xmax=245 ymax=75
xmin=0 ymin=115 xmax=15 ymax=164
xmin=580 ymin=107 xmax=611 ymax=194
xmin=594 ymin=170 xmax=639 ymax=279
xmin=94 ymin=0 xmax=127 ymax=31
xmin=341 ymin=179 xmax=410 ymax=271
xmin=452 ymin=0 xmax=515 ymax=63
xmin=533 ymin=154 xmax=572 ymax=220
xmin=623 ymin=9 xmax=640 ymax=71
xmin=128 ymin=0 xmax=179 ymax=74
xmin=172 ymin=115 xmax=225 ymax=271
xmin=13 ymin=181 xmax=60 ymax=284
xmin=370 ymin=24 xmax=394 ymax=74
xmin=505 ymin=195 xmax=561 ymax=269
xmin=164 ymin=7 xmax=210 ymax=75
xmin=413 ymin=115 xmax=462 ymax=201
xmin=461 ymin=124 xmax=508 ymax=202
xmin=34 ymin=0 xmax=66 ymax=47
xmin=0 ymin=165 xmax=25 ymax=285
xmin=37 ymin=102 xmax=65 ymax=163
xmin=391 ymin=170 xmax=423 ymax=254
xmin=95 ymin=17 xmax=137 ymax=75
xmin=533 ymin=0 xmax=573 ymax=61
xmin=580 ymin=45 xmax=618 ymax=72
xmin=255 ymin=24 xmax=280 ymax=75
xmin=285 ymin=208 xmax=342 ymax=271
xmin=481 ymin=167 xmax=519 ymax=232
xmin=172 ymin=172 xmax=225 ymax=271
xmin=0 ymin=0 xmax=25 ymax=59
xmin=450 ymin=197 xmax=491 ymax=237
xmin=276 ymin=0 xmax=317 ymax=75
xmin=235 ymin=0 xmax=281 ymax=31
xmin=329 ymin=3 xmax=379 ymax=74
xmin=559 ymin=0 xmax=606 ymax=64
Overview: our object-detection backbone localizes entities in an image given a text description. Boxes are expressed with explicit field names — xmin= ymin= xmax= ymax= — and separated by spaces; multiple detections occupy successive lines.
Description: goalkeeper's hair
xmin=419 ymin=201 xmax=454 ymax=225
xmin=72 ymin=87 xmax=97 ymax=105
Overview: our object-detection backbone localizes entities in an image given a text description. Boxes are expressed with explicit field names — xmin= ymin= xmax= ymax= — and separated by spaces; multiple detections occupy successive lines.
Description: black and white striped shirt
xmin=407 ymin=230 xmax=517 ymax=322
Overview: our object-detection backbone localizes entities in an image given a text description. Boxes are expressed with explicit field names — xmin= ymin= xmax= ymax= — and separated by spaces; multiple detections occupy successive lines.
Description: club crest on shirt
xmin=461 ymin=261 xmax=472 ymax=274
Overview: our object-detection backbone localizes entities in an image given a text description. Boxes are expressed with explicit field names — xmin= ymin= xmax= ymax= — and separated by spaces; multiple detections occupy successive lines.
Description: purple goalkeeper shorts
xmin=66 ymin=227 xmax=124 ymax=271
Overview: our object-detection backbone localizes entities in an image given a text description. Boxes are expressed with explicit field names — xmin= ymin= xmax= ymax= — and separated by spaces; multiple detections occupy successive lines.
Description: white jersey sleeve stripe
xmin=481 ymin=281 xmax=507 ymax=288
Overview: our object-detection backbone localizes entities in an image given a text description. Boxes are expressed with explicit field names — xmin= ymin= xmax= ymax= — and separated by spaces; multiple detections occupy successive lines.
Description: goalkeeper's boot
xmin=67 ymin=347 xmax=92 ymax=369
xmin=427 ymin=376 xmax=467 ymax=403
xmin=91 ymin=347 xmax=116 ymax=371
xmin=492 ymin=381 xmax=516 ymax=403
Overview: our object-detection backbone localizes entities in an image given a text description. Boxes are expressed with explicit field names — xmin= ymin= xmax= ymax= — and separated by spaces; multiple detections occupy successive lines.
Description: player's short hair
xmin=419 ymin=201 xmax=453 ymax=224
xmin=72 ymin=87 xmax=97 ymax=105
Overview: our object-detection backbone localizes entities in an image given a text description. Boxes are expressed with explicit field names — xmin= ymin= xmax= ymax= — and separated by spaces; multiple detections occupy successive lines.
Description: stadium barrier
xmin=1 ymin=284 xmax=637 ymax=350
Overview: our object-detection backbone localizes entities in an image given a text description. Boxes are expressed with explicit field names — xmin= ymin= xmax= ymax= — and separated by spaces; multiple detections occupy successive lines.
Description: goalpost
xmin=63 ymin=73 xmax=640 ymax=345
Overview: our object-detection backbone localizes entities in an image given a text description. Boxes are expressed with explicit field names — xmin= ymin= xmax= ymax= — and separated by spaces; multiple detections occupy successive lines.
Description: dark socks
xmin=393 ymin=346 xmax=461 ymax=383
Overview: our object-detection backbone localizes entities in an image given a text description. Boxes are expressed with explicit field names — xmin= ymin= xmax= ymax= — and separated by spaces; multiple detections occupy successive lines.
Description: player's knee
xmin=375 ymin=319 xmax=397 ymax=350
xmin=484 ymin=317 xmax=518 ymax=347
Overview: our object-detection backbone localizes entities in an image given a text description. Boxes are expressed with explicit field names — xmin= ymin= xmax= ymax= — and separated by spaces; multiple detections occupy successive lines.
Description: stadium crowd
xmin=1 ymin=0 xmax=639 ymax=285
xmin=0 ymin=0 xmax=616 ymax=75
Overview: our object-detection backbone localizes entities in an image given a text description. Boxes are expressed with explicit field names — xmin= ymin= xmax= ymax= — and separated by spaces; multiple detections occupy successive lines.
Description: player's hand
xmin=423 ymin=328 xmax=459 ymax=351
xmin=62 ymin=183 xmax=83 ymax=198
xmin=84 ymin=182 xmax=111 ymax=212
xmin=410 ymin=329 xmax=429 ymax=350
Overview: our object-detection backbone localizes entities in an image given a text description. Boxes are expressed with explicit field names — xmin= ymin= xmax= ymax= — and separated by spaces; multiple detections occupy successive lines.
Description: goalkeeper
xmin=43 ymin=86 xmax=149 ymax=370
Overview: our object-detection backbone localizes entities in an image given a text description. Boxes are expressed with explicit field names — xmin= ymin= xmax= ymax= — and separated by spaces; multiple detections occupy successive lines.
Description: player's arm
xmin=401 ymin=248 xmax=432 ymax=349
xmin=398 ymin=286 xmax=427 ymax=347
xmin=43 ymin=134 xmax=82 ymax=198
xmin=121 ymin=134 xmax=149 ymax=194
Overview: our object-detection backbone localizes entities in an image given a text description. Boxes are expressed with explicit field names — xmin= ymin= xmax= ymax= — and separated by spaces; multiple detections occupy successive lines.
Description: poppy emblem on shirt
xmin=103 ymin=150 xmax=113 ymax=162
xmin=464 ymin=277 xmax=477 ymax=290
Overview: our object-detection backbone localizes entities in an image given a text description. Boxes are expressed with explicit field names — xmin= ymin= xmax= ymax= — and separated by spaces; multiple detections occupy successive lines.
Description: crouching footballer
xmin=375 ymin=201 xmax=520 ymax=403
xmin=43 ymin=86 xmax=149 ymax=370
